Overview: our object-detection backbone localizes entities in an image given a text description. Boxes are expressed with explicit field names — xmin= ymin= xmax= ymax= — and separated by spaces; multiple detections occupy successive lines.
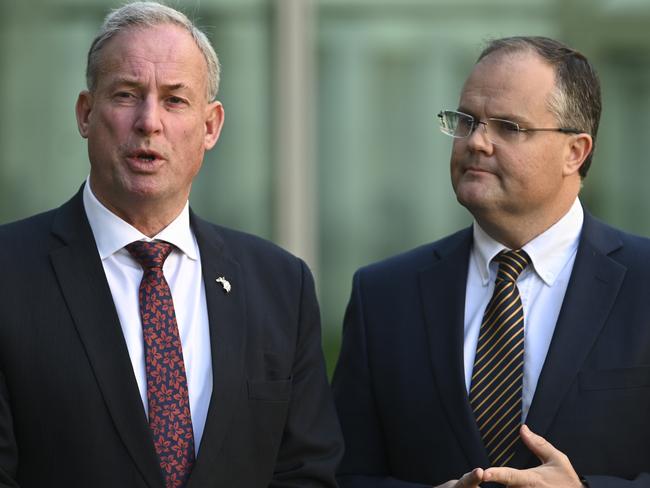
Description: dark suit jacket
xmin=0 ymin=189 xmax=342 ymax=487
xmin=332 ymin=211 xmax=650 ymax=488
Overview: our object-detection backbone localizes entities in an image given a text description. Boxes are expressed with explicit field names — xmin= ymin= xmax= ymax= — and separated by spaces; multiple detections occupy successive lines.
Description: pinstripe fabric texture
xmin=469 ymin=249 xmax=530 ymax=467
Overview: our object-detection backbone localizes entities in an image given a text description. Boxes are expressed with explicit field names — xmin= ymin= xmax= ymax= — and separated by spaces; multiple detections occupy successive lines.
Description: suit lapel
xmin=49 ymin=191 xmax=164 ymax=488
xmin=186 ymin=216 xmax=247 ymax=487
xmin=514 ymin=213 xmax=626 ymax=467
xmin=418 ymin=228 xmax=491 ymax=468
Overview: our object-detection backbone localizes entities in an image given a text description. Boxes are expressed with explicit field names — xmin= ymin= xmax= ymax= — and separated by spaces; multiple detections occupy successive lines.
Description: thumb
xmin=457 ymin=468 xmax=484 ymax=487
xmin=520 ymin=424 xmax=558 ymax=464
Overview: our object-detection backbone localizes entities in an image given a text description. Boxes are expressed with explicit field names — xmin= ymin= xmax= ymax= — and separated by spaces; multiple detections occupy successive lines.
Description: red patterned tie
xmin=126 ymin=240 xmax=195 ymax=488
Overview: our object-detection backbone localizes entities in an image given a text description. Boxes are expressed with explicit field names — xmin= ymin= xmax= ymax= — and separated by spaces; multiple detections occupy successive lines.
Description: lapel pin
xmin=216 ymin=276 xmax=231 ymax=293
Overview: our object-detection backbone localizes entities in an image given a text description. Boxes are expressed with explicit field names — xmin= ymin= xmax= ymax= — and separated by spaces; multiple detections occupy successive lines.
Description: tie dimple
xmin=127 ymin=240 xmax=174 ymax=270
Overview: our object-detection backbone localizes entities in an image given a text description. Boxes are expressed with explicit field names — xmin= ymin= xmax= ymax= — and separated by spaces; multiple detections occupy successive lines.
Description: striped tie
xmin=469 ymin=249 xmax=530 ymax=467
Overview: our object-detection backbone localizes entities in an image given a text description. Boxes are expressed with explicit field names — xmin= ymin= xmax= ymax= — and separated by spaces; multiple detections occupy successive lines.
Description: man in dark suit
xmin=332 ymin=36 xmax=650 ymax=488
xmin=0 ymin=2 xmax=342 ymax=487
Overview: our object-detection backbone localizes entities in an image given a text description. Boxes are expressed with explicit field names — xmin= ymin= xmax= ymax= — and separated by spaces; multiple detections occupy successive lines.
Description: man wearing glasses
xmin=333 ymin=36 xmax=650 ymax=488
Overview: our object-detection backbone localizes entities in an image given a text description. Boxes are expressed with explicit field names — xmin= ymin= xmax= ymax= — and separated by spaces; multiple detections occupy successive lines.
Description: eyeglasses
xmin=437 ymin=110 xmax=583 ymax=145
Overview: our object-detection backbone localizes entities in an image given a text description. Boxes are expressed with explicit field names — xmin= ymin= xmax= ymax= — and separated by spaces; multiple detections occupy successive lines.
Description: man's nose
xmin=134 ymin=96 xmax=163 ymax=135
xmin=466 ymin=121 xmax=494 ymax=154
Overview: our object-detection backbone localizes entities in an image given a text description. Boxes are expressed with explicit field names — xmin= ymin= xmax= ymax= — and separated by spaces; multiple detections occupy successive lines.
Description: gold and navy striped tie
xmin=469 ymin=249 xmax=530 ymax=467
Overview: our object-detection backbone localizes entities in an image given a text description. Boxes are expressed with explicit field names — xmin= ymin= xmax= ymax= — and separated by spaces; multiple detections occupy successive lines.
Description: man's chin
xmin=455 ymin=184 xmax=493 ymax=210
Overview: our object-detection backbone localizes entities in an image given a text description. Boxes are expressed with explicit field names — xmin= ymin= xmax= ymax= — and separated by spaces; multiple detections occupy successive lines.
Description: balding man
xmin=333 ymin=36 xmax=650 ymax=488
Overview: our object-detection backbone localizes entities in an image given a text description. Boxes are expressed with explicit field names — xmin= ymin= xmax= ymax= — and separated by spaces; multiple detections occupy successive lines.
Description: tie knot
xmin=126 ymin=240 xmax=174 ymax=270
xmin=494 ymin=249 xmax=530 ymax=282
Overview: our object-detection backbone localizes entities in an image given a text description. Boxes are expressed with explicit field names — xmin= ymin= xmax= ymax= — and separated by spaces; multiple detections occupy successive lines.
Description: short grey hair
xmin=478 ymin=36 xmax=601 ymax=178
xmin=86 ymin=1 xmax=220 ymax=101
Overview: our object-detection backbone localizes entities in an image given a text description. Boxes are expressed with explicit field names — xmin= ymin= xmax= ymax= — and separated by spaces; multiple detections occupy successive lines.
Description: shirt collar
xmin=82 ymin=177 xmax=199 ymax=261
xmin=472 ymin=198 xmax=584 ymax=286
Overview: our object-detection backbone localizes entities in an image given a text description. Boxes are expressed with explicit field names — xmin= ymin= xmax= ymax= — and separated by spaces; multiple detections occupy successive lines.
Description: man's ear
xmin=204 ymin=100 xmax=225 ymax=150
xmin=563 ymin=133 xmax=593 ymax=176
xmin=75 ymin=91 xmax=94 ymax=139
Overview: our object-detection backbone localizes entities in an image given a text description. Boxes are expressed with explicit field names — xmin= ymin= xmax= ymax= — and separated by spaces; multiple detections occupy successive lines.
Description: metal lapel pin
xmin=216 ymin=276 xmax=231 ymax=293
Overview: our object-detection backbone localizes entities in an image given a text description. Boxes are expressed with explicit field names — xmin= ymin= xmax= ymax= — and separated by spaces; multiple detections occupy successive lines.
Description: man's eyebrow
xmin=491 ymin=112 xmax=528 ymax=123
xmin=165 ymin=83 xmax=189 ymax=92
xmin=106 ymin=79 xmax=190 ymax=92
xmin=457 ymin=106 xmax=530 ymax=124
xmin=108 ymin=78 xmax=141 ymax=88
xmin=456 ymin=106 xmax=480 ymax=119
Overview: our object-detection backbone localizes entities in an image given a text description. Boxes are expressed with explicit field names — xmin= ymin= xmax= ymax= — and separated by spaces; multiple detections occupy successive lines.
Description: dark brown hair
xmin=479 ymin=36 xmax=601 ymax=178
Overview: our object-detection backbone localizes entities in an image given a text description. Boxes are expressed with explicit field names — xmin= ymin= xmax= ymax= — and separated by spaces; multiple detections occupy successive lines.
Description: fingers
xmin=434 ymin=468 xmax=484 ymax=488
xmin=519 ymin=424 xmax=556 ymax=464
xmin=456 ymin=467 xmax=484 ymax=487
xmin=483 ymin=466 xmax=526 ymax=486
xmin=484 ymin=426 xmax=582 ymax=488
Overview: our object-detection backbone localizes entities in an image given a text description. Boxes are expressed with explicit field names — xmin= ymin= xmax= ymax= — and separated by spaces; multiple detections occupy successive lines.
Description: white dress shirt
xmin=83 ymin=180 xmax=212 ymax=455
xmin=463 ymin=198 xmax=584 ymax=421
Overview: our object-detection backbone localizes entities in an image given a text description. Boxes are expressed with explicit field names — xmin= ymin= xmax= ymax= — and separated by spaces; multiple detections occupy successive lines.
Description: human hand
xmin=483 ymin=425 xmax=584 ymax=487
xmin=434 ymin=467 xmax=484 ymax=488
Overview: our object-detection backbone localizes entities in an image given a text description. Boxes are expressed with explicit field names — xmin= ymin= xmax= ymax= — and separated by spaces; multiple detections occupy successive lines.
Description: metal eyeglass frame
xmin=437 ymin=110 xmax=583 ymax=144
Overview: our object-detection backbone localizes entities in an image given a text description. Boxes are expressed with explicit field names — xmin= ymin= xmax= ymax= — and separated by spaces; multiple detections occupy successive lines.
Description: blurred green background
xmin=2 ymin=0 xmax=650 ymax=376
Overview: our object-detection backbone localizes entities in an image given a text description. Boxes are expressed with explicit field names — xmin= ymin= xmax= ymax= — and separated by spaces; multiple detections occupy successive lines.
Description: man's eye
xmin=167 ymin=96 xmax=186 ymax=105
xmin=496 ymin=121 xmax=520 ymax=132
xmin=113 ymin=92 xmax=137 ymax=102
xmin=458 ymin=117 xmax=474 ymax=130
